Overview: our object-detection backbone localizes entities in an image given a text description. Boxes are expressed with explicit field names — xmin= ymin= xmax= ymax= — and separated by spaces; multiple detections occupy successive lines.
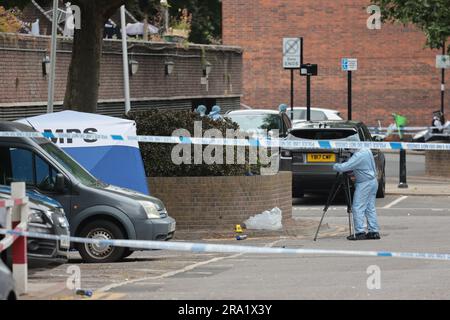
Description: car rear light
xmin=280 ymin=150 xmax=292 ymax=158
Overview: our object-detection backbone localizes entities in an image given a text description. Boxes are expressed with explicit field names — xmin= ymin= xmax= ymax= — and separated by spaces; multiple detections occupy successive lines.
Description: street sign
xmin=283 ymin=38 xmax=302 ymax=69
xmin=342 ymin=58 xmax=358 ymax=71
xmin=436 ymin=55 xmax=450 ymax=69
xmin=300 ymin=64 xmax=318 ymax=76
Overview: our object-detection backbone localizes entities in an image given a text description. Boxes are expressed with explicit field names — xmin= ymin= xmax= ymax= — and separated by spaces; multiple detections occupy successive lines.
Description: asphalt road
xmin=99 ymin=195 xmax=450 ymax=300
xmin=26 ymin=152 xmax=450 ymax=300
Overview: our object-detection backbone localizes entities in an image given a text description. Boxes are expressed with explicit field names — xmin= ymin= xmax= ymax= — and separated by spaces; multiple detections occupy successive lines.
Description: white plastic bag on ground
xmin=244 ymin=207 xmax=283 ymax=231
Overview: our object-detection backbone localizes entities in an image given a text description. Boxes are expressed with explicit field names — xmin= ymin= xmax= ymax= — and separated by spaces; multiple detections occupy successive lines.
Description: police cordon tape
xmin=1 ymin=131 xmax=450 ymax=151
xmin=2 ymin=228 xmax=450 ymax=262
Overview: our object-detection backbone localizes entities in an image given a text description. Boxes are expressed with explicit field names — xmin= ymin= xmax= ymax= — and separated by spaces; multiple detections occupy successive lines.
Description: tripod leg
xmin=314 ymin=174 xmax=343 ymax=241
xmin=343 ymin=175 xmax=356 ymax=237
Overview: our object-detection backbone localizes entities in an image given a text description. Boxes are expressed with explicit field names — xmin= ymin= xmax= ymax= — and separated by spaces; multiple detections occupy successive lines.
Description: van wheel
xmin=77 ymin=220 xmax=126 ymax=263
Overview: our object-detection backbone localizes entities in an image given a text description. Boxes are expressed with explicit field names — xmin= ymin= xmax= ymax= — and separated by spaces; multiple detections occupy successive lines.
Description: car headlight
xmin=57 ymin=216 xmax=69 ymax=228
xmin=139 ymin=201 xmax=161 ymax=219
xmin=28 ymin=210 xmax=45 ymax=224
xmin=28 ymin=209 xmax=52 ymax=227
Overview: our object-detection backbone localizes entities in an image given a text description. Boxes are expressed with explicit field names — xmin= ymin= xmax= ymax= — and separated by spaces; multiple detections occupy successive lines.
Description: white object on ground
xmin=244 ymin=207 xmax=283 ymax=231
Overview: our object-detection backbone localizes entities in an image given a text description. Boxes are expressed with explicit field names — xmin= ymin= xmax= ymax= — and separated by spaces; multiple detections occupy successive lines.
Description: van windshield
xmin=39 ymin=142 xmax=102 ymax=187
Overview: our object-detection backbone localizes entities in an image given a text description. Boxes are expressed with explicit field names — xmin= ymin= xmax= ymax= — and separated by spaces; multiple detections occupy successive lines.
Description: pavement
xmin=20 ymin=151 xmax=450 ymax=300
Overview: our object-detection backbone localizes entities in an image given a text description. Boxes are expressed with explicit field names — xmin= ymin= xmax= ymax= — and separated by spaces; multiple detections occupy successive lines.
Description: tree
xmin=371 ymin=0 xmax=450 ymax=52
xmin=63 ymin=0 xmax=128 ymax=113
xmin=169 ymin=0 xmax=221 ymax=44
xmin=0 ymin=6 xmax=22 ymax=32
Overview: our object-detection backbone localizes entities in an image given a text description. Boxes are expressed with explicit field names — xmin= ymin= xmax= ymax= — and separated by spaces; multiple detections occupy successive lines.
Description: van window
xmin=0 ymin=147 xmax=59 ymax=191
xmin=10 ymin=148 xmax=34 ymax=185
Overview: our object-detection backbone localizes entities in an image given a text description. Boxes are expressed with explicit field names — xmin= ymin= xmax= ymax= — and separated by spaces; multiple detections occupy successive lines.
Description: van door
xmin=0 ymin=146 xmax=72 ymax=217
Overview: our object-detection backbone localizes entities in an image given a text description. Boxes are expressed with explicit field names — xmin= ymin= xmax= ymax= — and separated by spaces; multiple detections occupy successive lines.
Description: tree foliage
xmin=169 ymin=0 xmax=221 ymax=44
xmin=0 ymin=6 xmax=22 ymax=32
xmin=371 ymin=0 xmax=450 ymax=52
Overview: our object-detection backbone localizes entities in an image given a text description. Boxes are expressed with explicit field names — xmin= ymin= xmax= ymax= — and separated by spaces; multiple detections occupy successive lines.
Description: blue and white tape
xmin=1 ymin=228 xmax=450 ymax=262
xmin=0 ymin=131 xmax=450 ymax=151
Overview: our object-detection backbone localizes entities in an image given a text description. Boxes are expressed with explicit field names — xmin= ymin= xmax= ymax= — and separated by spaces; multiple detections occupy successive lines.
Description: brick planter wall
xmin=148 ymin=172 xmax=292 ymax=231
xmin=426 ymin=150 xmax=450 ymax=178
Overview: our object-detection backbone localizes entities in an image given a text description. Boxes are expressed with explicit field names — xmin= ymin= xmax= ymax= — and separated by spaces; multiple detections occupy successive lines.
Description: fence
xmin=0 ymin=182 xmax=29 ymax=295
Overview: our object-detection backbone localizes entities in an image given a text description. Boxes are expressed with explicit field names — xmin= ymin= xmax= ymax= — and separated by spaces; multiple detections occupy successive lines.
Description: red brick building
xmin=222 ymin=0 xmax=446 ymax=126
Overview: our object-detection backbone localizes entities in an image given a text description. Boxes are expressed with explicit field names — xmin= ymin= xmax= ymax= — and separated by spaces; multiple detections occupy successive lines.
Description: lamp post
xmin=47 ymin=0 xmax=58 ymax=113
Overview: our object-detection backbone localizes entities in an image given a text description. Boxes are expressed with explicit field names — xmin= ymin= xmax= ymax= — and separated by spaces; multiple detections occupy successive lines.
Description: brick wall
xmin=148 ymin=172 xmax=292 ymax=231
xmin=426 ymin=150 xmax=450 ymax=178
xmin=222 ymin=0 xmax=446 ymax=126
xmin=0 ymin=33 xmax=243 ymax=120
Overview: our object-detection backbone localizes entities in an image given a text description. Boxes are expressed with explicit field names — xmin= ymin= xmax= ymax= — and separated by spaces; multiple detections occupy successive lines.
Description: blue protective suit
xmin=333 ymin=148 xmax=380 ymax=233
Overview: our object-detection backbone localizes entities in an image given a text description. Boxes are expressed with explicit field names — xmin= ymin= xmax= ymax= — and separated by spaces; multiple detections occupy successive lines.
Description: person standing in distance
xmin=333 ymin=148 xmax=381 ymax=241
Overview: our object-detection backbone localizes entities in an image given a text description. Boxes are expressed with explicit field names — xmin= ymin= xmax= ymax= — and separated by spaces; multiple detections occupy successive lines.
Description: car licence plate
xmin=307 ymin=153 xmax=336 ymax=163
xmin=60 ymin=236 xmax=70 ymax=249
xmin=169 ymin=222 xmax=176 ymax=232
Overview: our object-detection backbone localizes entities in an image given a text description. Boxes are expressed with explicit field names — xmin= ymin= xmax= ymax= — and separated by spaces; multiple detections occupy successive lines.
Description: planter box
xmin=148 ymin=172 xmax=292 ymax=231
xmin=426 ymin=149 xmax=450 ymax=178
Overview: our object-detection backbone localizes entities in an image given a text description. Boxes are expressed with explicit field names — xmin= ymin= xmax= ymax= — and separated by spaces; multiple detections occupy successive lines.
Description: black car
xmin=0 ymin=186 xmax=69 ymax=268
xmin=280 ymin=121 xmax=386 ymax=198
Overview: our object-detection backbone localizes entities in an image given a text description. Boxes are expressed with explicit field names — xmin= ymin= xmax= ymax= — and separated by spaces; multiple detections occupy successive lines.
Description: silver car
xmin=0 ymin=259 xmax=16 ymax=300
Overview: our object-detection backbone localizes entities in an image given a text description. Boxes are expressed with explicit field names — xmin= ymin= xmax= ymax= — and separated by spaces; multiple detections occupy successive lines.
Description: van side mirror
xmin=55 ymin=173 xmax=65 ymax=193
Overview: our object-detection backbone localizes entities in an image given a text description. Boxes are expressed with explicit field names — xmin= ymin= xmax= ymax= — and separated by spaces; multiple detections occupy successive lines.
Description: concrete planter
xmin=148 ymin=172 xmax=292 ymax=231
xmin=426 ymin=148 xmax=450 ymax=178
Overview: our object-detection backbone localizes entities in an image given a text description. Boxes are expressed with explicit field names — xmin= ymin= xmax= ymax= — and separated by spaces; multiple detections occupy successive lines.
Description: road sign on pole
xmin=341 ymin=58 xmax=358 ymax=71
xmin=283 ymin=38 xmax=302 ymax=69
xmin=436 ymin=55 xmax=450 ymax=69
xmin=342 ymin=58 xmax=357 ymax=120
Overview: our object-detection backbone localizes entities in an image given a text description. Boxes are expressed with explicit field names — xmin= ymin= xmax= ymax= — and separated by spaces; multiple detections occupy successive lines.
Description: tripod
xmin=314 ymin=172 xmax=355 ymax=241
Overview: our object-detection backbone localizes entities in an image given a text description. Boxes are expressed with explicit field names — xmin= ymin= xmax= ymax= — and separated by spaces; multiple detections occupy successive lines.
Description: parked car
xmin=0 ymin=121 xmax=176 ymax=263
xmin=289 ymin=107 xmax=343 ymax=126
xmin=280 ymin=121 xmax=386 ymax=198
xmin=0 ymin=259 xmax=16 ymax=300
xmin=226 ymin=109 xmax=292 ymax=137
xmin=0 ymin=186 xmax=69 ymax=268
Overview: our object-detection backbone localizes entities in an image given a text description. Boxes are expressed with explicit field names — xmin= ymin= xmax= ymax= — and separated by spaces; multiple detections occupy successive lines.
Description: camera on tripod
xmin=314 ymin=148 xmax=356 ymax=241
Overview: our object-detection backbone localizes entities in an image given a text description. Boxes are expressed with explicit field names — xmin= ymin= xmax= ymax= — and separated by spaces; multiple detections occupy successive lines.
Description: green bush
xmin=127 ymin=110 xmax=261 ymax=177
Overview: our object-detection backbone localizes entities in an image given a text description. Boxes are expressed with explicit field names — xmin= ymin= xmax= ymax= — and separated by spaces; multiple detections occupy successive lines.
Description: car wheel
xmin=77 ymin=220 xmax=127 ymax=263
xmin=376 ymin=170 xmax=386 ymax=199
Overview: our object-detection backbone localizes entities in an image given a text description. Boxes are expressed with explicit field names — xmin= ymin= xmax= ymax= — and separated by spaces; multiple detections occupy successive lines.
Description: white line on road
xmin=97 ymin=239 xmax=284 ymax=294
xmin=383 ymin=196 xmax=409 ymax=209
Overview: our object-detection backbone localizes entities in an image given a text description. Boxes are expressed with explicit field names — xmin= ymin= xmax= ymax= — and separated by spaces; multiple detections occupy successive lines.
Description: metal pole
xmin=290 ymin=69 xmax=294 ymax=120
xmin=441 ymin=41 xmax=446 ymax=115
xmin=120 ymin=6 xmax=131 ymax=115
xmin=398 ymin=149 xmax=408 ymax=188
xmin=46 ymin=0 xmax=58 ymax=113
xmin=306 ymin=75 xmax=311 ymax=121
xmin=348 ymin=70 xmax=352 ymax=120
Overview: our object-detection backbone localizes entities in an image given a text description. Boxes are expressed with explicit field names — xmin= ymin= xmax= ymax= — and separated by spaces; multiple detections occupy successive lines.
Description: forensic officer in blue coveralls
xmin=333 ymin=148 xmax=381 ymax=241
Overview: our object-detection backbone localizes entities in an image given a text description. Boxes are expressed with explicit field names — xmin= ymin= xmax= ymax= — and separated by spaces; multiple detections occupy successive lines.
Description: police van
xmin=0 ymin=121 xmax=176 ymax=263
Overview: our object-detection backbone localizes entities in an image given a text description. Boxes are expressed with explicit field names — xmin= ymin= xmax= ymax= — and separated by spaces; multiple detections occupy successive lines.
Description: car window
xmin=290 ymin=129 xmax=360 ymax=141
xmin=292 ymin=110 xmax=328 ymax=121
xmin=227 ymin=114 xmax=282 ymax=132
